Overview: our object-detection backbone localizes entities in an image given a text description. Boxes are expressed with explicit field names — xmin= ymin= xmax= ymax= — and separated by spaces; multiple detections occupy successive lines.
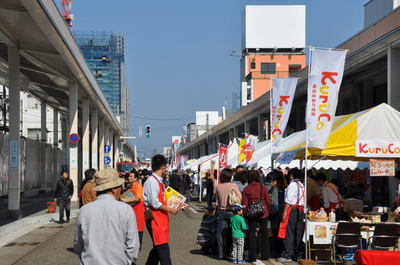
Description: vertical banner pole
xmin=269 ymin=81 xmax=274 ymax=171
xmin=304 ymin=46 xmax=313 ymax=260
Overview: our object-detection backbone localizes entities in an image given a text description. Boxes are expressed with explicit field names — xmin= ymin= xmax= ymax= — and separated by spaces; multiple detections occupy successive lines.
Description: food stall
xmin=274 ymin=103 xmax=400 ymax=262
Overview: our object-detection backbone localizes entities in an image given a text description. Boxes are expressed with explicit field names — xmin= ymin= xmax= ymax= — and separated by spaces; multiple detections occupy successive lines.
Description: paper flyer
xmin=165 ymin=186 xmax=187 ymax=209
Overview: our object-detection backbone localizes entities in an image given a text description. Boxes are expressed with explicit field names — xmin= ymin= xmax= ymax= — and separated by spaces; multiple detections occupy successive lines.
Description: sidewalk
xmin=0 ymin=193 xmax=79 ymax=249
xmin=0 ymin=192 xmax=54 ymax=226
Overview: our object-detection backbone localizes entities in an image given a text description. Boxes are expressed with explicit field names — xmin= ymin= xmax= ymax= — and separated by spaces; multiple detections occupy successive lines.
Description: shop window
xmin=261 ymin=63 xmax=276 ymax=74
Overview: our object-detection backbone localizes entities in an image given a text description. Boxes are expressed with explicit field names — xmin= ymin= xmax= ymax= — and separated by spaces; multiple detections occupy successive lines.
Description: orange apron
xmin=151 ymin=176 xmax=169 ymax=246
xmin=278 ymin=181 xmax=305 ymax=239
xmin=130 ymin=183 xmax=145 ymax=232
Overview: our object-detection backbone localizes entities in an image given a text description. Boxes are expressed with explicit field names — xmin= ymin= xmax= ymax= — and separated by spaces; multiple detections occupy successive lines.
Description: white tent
xmin=247 ymin=140 xmax=272 ymax=169
xmin=199 ymin=153 xmax=218 ymax=171
xmin=228 ymin=140 xmax=239 ymax=167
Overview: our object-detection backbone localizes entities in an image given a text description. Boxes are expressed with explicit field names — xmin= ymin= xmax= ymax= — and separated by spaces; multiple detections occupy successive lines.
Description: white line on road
xmin=252 ymin=259 xmax=267 ymax=265
xmin=188 ymin=207 xmax=199 ymax=214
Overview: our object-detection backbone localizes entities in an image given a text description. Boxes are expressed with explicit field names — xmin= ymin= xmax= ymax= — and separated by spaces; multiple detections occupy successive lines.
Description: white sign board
xmin=356 ymin=140 xmax=400 ymax=157
xmin=243 ymin=5 xmax=306 ymax=49
xmin=196 ymin=111 xmax=219 ymax=126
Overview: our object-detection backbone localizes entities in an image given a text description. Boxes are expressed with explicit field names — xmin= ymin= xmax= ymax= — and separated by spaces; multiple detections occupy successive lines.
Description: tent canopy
xmin=247 ymin=140 xmax=271 ymax=169
xmin=274 ymin=103 xmax=400 ymax=161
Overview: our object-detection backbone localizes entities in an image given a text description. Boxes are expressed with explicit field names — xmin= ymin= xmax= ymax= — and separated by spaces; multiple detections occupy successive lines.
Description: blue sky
xmin=66 ymin=0 xmax=368 ymax=157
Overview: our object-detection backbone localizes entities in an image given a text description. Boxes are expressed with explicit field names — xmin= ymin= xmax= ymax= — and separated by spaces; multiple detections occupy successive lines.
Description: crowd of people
xmin=196 ymin=164 xmax=349 ymax=264
xmin=54 ymin=154 xmax=186 ymax=265
xmin=52 ymin=153 xmax=350 ymax=265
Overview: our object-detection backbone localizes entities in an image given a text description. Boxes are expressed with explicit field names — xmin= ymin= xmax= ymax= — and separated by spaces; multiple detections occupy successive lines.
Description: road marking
xmin=252 ymin=259 xmax=266 ymax=265
xmin=190 ymin=204 xmax=200 ymax=211
xmin=188 ymin=207 xmax=199 ymax=214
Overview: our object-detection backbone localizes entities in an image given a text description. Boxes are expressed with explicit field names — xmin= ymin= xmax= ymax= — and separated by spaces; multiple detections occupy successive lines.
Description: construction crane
xmin=61 ymin=0 xmax=74 ymax=28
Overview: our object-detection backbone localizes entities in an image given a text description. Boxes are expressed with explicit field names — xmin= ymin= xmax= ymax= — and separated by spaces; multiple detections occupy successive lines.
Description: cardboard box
xmin=343 ymin=198 xmax=363 ymax=213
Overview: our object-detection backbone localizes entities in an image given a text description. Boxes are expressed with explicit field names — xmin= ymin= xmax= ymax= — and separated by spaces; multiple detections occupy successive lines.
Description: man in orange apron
xmin=277 ymin=168 xmax=305 ymax=263
xmin=143 ymin=155 xmax=181 ymax=265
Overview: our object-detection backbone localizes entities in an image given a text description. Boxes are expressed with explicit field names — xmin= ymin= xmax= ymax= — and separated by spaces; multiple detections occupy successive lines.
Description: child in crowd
xmin=197 ymin=206 xmax=218 ymax=254
xmin=230 ymin=204 xmax=247 ymax=264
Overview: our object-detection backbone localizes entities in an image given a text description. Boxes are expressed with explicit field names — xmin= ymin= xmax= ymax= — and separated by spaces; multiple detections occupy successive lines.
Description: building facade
xmin=240 ymin=5 xmax=306 ymax=106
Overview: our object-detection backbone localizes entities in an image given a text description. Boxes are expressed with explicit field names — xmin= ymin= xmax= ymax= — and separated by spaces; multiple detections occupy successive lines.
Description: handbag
xmin=245 ymin=183 xmax=265 ymax=219
xmin=228 ymin=184 xmax=241 ymax=206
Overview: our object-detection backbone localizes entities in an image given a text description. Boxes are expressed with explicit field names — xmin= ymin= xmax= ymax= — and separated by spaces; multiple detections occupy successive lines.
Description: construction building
xmin=73 ymin=31 xmax=128 ymax=134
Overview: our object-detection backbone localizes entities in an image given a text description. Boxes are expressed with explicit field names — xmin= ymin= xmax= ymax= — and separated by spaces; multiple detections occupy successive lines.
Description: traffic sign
xmin=104 ymin=145 xmax=111 ymax=153
xmin=105 ymin=156 xmax=111 ymax=165
xmin=69 ymin=133 xmax=80 ymax=144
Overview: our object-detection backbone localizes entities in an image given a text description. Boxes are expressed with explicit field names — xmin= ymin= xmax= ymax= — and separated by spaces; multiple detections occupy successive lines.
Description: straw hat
xmin=93 ymin=168 xmax=125 ymax=192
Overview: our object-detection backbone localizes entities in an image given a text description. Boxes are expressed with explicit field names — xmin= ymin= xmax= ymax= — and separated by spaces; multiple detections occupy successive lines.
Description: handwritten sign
xmin=370 ymin=159 xmax=395 ymax=176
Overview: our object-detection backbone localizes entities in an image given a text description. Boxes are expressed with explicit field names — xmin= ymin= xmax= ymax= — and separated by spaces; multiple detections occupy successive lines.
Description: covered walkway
xmin=0 ymin=0 xmax=134 ymax=218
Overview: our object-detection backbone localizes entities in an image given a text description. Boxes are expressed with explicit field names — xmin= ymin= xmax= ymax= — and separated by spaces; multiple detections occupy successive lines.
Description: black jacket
xmin=55 ymin=178 xmax=74 ymax=198
xmin=169 ymin=174 xmax=181 ymax=191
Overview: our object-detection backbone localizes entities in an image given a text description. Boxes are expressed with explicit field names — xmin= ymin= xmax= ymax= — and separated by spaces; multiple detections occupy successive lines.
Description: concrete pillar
xmin=244 ymin=121 xmax=250 ymax=135
xmin=61 ymin=115 xmax=68 ymax=167
xmin=388 ymin=46 xmax=400 ymax=110
xmin=41 ymin=101 xmax=47 ymax=142
xmin=109 ymin=130 xmax=114 ymax=168
xmin=114 ymin=135 xmax=120 ymax=167
xmin=99 ymin=118 xmax=105 ymax=170
xmin=53 ymin=110 xmax=59 ymax=147
xmin=69 ymin=82 xmax=79 ymax=201
xmin=53 ymin=109 xmax=59 ymax=184
xmin=387 ymin=45 xmax=400 ymax=205
xmin=40 ymin=100 xmax=47 ymax=189
xmin=104 ymin=124 xmax=110 ymax=168
xmin=82 ymin=98 xmax=90 ymax=173
xmin=91 ymin=109 xmax=98 ymax=170
xmin=257 ymin=114 xmax=264 ymax=141
xmin=234 ymin=126 xmax=239 ymax=138
xmin=8 ymin=46 xmax=21 ymax=218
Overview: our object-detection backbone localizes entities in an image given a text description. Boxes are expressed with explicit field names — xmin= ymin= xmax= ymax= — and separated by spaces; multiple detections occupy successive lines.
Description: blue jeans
xmin=217 ymin=210 xmax=234 ymax=259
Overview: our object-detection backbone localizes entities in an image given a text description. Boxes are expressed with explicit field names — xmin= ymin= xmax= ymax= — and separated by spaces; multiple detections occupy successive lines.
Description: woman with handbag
xmin=214 ymin=168 xmax=242 ymax=260
xmin=242 ymin=170 xmax=271 ymax=262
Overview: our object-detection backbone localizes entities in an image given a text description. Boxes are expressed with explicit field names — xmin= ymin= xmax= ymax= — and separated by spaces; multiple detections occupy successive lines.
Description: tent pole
xmin=270 ymin=86 xmax=274 ymax=171
xmin=304 ymin=46 xmax=313 ymax=260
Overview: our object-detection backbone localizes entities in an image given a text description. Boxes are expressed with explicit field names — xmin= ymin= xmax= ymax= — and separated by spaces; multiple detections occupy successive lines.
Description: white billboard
xmin=196 ymin=111 xmax=219 ymax=126
xmin=242 ymin=5 xmax=306 ymax=49
xmin=171 ymin=136 xmax=182 ymax=145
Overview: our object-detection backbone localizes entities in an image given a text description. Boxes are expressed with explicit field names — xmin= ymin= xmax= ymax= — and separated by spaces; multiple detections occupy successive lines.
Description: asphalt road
xmin=3 ymin=202 xmax=282 ymax=265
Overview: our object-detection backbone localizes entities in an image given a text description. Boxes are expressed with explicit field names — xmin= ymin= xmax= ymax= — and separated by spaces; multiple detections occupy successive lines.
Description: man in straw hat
xmin=74 ymin=168 xmax=139 ymax=265
xmin=143 ymin=154 xmax=185 ymax=265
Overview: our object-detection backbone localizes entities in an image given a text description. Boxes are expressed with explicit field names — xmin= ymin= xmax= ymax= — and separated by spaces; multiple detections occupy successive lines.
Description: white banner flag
xmin=306 ymin=49 xmax=347 ymax=149
xmin=271 ymin=78 xmax=298 ymax=148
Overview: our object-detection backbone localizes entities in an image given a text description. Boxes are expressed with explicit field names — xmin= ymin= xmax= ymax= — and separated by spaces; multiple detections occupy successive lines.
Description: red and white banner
xmin=356 ymin=140 xmax=400 ymax=158
xmin=246 ymin=134 xmax=258 ymax=162
xmin=306 ymin=48 xmax=347 ymax=149
xmin=218 ymin=145 xmax=228 ymax=182
xmin=271 ymin=78 xmax=298 ymax=148
xmin=218 ymin=145 xmax=228 ymax=171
